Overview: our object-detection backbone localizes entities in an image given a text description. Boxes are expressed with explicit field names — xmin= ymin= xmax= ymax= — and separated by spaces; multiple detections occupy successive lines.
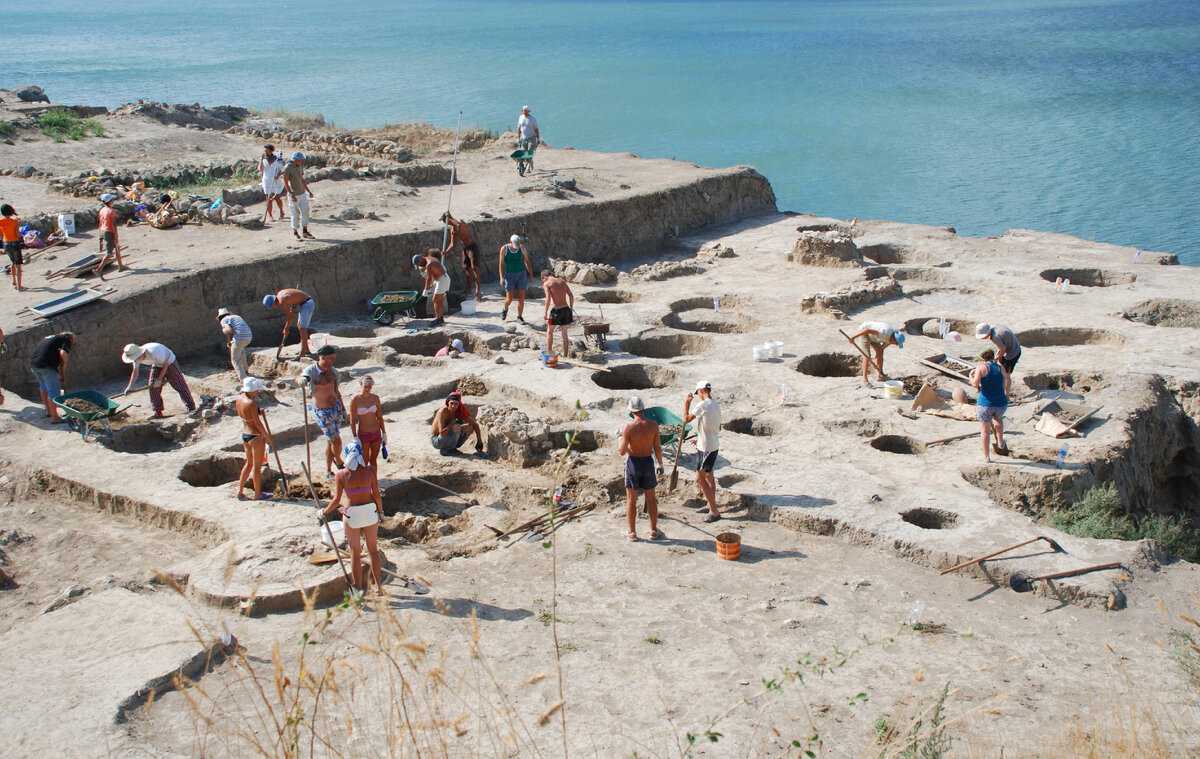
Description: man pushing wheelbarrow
xmin=512 ymin=105 xmax=541 ymax=176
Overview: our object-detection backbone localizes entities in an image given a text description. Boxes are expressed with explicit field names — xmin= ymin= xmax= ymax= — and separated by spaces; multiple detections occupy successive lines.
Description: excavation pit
xmin=1122 ymin=299 xmax=1200 ymax=329
xmin=581 ymin=289 xmax=641 ymax=304
xmin=662 ymin=309 xmax=754 ymax=334
xmin=621 ymin=333 xmax=714 ymax=359
xmin=381 ymin=472 xmax=489 ymax=518
xmin=323 ymin=324 xmax=379 ymax=339
xmin=795 ymin=352 xmax=860 ymax=378
xmin=722 ymin=417 xmax=777 ymax=437
xmin=903 ymin=316 xmax=977 ymax=338
xmin=385 ymin=331 xmax=492 ymax=359
xmin=1039 ymin=268 xmax=1136 ymax=287
xmin=591 ymin=363 xmax=678 ymax=391
xmin=1022 ymin=371 xmax=1108 ymax=394
xmin=900 ymin=508 xmax=959 ymax=530
xmin=1017 ymin=327 xmax=1126 ymax=348
xmin=179 ymin=455 xmax=282 ymax=489
xmin=869 ymin=435 xmax=926 ymax=455
xmin=717 ymin=473 xmax=748 ymax=488
xmin=550 ymin=429 xmax=609 ymax=453
xmin=667 ymin=295 xmax=744 ymax=313
xmin=859 ymin=242 xmax=913 ymax=265
xmin=107 ymin=421 xmax=195 ymax=454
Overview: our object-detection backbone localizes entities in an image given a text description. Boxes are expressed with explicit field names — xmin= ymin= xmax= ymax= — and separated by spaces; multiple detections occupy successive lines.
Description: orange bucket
xmin=715 ymin=532 xmax=741 ymax=561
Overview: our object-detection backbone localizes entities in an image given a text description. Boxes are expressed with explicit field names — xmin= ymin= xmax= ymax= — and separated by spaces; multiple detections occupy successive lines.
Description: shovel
xmin=668 ymin=423 xmax=685 ymax=492
xmin=839 ymin=328 xmax=887 ymax=380
xmin=1008 ymin=561 xmax=1123 ymax=593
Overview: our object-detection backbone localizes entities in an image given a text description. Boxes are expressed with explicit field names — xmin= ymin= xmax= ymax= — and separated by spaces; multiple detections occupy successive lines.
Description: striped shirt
xmin=221 ymin=314 xmax=253 ymax=343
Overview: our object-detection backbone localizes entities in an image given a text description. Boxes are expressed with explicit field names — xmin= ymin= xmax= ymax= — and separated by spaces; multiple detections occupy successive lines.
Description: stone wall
xmin=1 ymin=167 xmax=776 ymax=395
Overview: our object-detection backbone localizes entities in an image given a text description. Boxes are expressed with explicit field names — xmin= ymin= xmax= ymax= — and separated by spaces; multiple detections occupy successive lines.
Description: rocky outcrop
xmin=630 ymin=260 xmax=706 ymax=281
xmin=113 ymin=101 xmax=251 ymax=130
xmin=550 ymin=258 xmax=617 ymax=285
xmin=788 ymin=231 xmax=863 ymax=267
xmin=229 ymin=124 xmax=415 ymax=163
xmin=14 ymin=85 xmax=49 ymax=103
xmin=476 ymin=405 xmax=552 ymax=467
xmin=800 ymin=277 xmax=901 ymax=319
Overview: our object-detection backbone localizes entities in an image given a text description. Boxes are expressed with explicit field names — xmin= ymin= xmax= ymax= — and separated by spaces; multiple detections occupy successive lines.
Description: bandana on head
xmin=342 ymin=441 xmax=365 ymax=471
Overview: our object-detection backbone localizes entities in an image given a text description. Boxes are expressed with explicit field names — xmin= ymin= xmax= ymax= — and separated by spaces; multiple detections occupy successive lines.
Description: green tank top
xmin=503 ymin=244 xmax=525 ymax=273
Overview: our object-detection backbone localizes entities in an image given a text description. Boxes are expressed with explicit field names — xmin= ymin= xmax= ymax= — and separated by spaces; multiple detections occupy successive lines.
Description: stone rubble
xmin=788 ymin=230 xmax=864 ymax=267
xmin=549 ymin=257 xmax=618 ymax=285
xmin=475 ymin=405 xmax=552 ymax=467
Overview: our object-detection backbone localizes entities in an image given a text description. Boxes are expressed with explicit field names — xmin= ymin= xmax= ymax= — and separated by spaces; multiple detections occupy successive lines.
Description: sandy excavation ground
xmin=1 ymin=94 xmax=1199 ymax=757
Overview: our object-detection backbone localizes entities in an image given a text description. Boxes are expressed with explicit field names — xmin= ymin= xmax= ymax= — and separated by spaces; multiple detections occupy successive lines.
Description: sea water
xmin=8 ymin=0 xmax=1199 ymax=263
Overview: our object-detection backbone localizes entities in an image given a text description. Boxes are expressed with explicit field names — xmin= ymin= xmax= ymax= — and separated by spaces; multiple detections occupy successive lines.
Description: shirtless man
xmin=430 ymin=390 xmax=484 ymax=456
xmin=235 ymin=377 xmax=274 ymax=500
xmin=301 ymin=345 xmax=346 ymax=475
xmin=263 ymin=288 xmax=316 ymax=357
xmin=349 ymin=375 xmax=387 ymax=467
xmin=412 ymin=251 xmax=450 ymax=327
xmin=619 ymin=396 xmax=665 ymax=541
xmin=847 ymin=320 xmax=905 ymax=384
xmin=442 ymin=213 xmax=481 ymax=302
xmin=540 ymin=269 xmax=575 ymax=357
xmin=94 ymin=193 xmax=126 ymax=277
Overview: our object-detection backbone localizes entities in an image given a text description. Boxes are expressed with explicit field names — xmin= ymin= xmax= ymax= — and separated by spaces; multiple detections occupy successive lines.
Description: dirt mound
xmin=1038 ymin=268 xmax=1136 ymax=287
xmin=787 ymin=231 xmax=863 ymax=268
xmin=1017 ymin=327 xmax=1126 ymax=348
xmin=113 ymin=101 xmax=250 ymax=130
xmin=1122 ymin=299 xmax=1200 ymax=328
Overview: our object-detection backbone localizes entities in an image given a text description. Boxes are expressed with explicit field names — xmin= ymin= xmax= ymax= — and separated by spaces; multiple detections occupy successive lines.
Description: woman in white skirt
xmin=258 ymin=144 xmax=286 ymax=223
xmin=323 ymin=441 xmax=384 ymax=592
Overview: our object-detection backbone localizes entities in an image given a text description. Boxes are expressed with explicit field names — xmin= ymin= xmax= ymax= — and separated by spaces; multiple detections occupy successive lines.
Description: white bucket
xmin=769 ymin=341 xmax=784 ymax=358
xmin=752 ymin=346 xmax=766 ymax=362
xmin=57 ymin=213 xmax=76 ymax=237
xmin=319 ymin=520 xmax=346 ymax=548
xmin=460 ymin=299 xmax=477 ymax=316
xmin=883 ymin=380 xmax=904 ymax=399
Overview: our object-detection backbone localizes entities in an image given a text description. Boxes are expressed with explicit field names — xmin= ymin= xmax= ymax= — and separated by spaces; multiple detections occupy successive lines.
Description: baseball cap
xmin=894 ymin=332 xmax=906 ymax=350
xmin=694 ymin=380 xmax=712 ymax=393
xmin=217 ymin=307 xmax=230 ymax=318
xmin=510 ymin=234 xmax=521 ymax=244
xmin=627 ymin=396 xmax=645 ymax=414
xmin=975 ymin=323 xmax=992 ymax=340
xmin=291 ymin=151 xmax=305 ymax=161
xmin=262 ymin=294 xmax=276 ymax=308
xmin=99 ymin=193 xmax=116 ymax=203
xmin=241 ymin=377 xmax=267 ymax=393
xmin=451 ymin=338 xmax=465 ymax=352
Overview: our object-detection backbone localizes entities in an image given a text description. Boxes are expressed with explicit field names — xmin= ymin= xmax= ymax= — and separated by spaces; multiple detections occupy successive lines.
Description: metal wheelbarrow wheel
xmin=372 ymin=307 xmax=395 ymax=326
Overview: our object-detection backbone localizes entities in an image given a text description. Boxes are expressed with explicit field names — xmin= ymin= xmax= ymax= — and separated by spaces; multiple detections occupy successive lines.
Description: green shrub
xmin=1049 ymin=483 xmax=1200 ymax=562
xmin=38 ymin=109 xmax=105 ymax=142
xmin=0 ymin=121 xmax=16 ymax=138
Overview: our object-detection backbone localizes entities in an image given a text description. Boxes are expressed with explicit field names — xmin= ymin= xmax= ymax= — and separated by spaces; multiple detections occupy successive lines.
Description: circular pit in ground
xmin=621 ymin=333 xmax=714 ymax=359
xmin=869 ymin=435 xmax=926 ymax=455
xmin=591 ymin=363 xmax=678 ymax=391
xmin=900 ymin=507 xmax=958 ymax=529
xmin=1016 ymin=327 xmax=1126 ymax=348
xmin=581 ymin=289 xmax=641 ymax=304
xmin=1038 ymin=268 xmax=1136 ymax=287
xmin=795 ymin=352 xmax=860 ymax=378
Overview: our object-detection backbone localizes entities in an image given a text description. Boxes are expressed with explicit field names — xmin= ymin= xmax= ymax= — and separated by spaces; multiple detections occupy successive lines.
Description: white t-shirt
xmin=693 ymin=397 xmax=721 ymax=453
xmin=138 ymin=342 xmax=176 ymax=367
xmin=859 ymin=321 xmax=896 ymax=345
xmin=517 ymin=113 xmax=539 ymax=141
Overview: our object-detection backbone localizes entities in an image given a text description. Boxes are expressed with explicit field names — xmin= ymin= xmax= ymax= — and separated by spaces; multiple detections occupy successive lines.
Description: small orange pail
xmin=715 ymin=532 xmax=741 ymax=561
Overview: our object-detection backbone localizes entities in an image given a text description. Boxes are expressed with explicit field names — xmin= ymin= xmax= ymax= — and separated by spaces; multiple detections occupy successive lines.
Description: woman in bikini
xmin=235 ymin=377 xmax=274 ymax=500
xmin=350 ymin=375 xmax=386 ymax=466
xmin=322 ymin=441 xmax=383 ymax=593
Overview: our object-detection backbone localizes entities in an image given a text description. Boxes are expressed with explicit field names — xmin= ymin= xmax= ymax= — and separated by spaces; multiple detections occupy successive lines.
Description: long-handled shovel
xmin=839 ymin=328 xmax=887 ymax=380
xmin=259 ymin=409 xmax=288 ymax=496
xmin=301 ymin=383 xmax=313 ymax=479
xmin=302 ymin=463 xmax=353 ymax=594
xmin=1009 ymin=561 xmax=1123 ymax=593
xmin=668 ymin=423 xmax=686 ymax=492
xmin=939 ymin=536 xmax=1063 ymax=575
xmin=411 ymin=475 xmax=479 ymax=506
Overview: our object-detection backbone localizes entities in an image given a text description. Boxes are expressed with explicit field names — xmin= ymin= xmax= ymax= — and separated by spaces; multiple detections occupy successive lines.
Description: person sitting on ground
xmin=321 ymin=441 xmax=383 ymax=594
xmin=430 ymin=390 xmax=484 ymax=456
xmin=124 ymin=179 xmax=146 ymax=202
xmin=412 ymin=250 xmax=450 ymax=327
xmin=301 ymin=345 xmax=346 ymax=476
xmin=442 ymin=212 xmax=481 ymax=302
xmin=30 ymin=331 xmax=74 ymax=423
xmin=434 ymin=338 xmax=466 ymax=358
xmin=94 ymin=193 xmax=126 ymax=277
xmin=259 ymin=144 xmax=286 ymax=223
xmin=683 ymin=380 xmax=722 ymax=523
xmin=350 ymin=375 xmax=386 ymax=467
xmin=499 ymin=235 xmax=533 ymax=322
xmin=848 ymin=320 xmax=905 ymax=384
xmin=218 ymin=307 xmax=254 ymax=383
xmin=263 ymin=288 xmax=316 ymax=357
xmin=541 ymin=269 xmax=575 ymax=357
xmin=1 ymin=204 xmax=24 ymax=291
xmin=121 ymin=342 xmax=197 ymax=418
xmin=235 ymin=377 xmax=274 ymax=501
xmin=151 ymin=194 xmax=182 ymax=229
xmin=971 ymin=348 xmax=1011 ymax=463
xmin=975 ymin=322 xmax=1022 ymax=376
xmin=282 ymin=151 xmax=315 ymax=240
xmin=620 ymin=396 xmax=665 ymax=541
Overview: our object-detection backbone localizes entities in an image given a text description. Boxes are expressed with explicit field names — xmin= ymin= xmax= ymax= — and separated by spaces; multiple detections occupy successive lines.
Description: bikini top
xmin=356 ymin=403 xmax=378 ymax=415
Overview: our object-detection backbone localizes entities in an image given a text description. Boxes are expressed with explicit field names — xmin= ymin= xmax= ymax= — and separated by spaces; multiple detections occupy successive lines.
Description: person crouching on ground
xmin=30 ymin=331 xmax=74 ymax=423
xmin=541 ymin=269 xmax=575 ymax=357
xmin=235 ymin=377 xmax=274 ymax=501
xmin=121 ymin=342 xmax=196 ymax=418
xmin=620 ymin=396 xmax=665 ymax=542
xmin=412 ymin=251 xmax=450 ymax=327
xmin=430 ymin=390 xmax=484 ymax=456
xmin=499 ymin=234 xmax=533 ymax=322
xmin=322 ymin=441 xmax=383 ymax=594
xmin=218 ymin=307 xmax=253 ymax=383
xmin=434 ymin=338 xmax=466 ymax=358
xmin=848 ymin=320 xmax=905 ymax=383
xmin=350 ymin=375 xmax=386 ymax=467
xmin=683 ymin=380 xmax=722 ymax=523
xmin=971 ymin=348 xmax=1011 ymax=462
xmin=1 ymin=204 xmax=25 ymax=291
xmin=301 ymin=345 xmax=346 ymax=475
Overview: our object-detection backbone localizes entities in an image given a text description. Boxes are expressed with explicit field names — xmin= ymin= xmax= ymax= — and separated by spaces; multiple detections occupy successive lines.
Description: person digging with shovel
xmin=120 ymin=342 xmax=197 ymax=418
xmin=264 ymin=288 xmax=316 ymax=358
xmin=235 ymin=377 xmax=274 ymax=501
xmin=321 ymin=441 xmax=384 ymax=594
xmin=682 ymin=380 xmax=722 ymax=523
xmin=848 ymin=320 xmax=905 ymax=384
xmin=412 ymin=251 xmax=450 ymax=327
xmin=619 ymin=396 xmax=665 ymax=542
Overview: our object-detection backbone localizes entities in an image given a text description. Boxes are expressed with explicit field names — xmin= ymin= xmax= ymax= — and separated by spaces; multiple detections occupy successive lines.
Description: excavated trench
xmin=591 ymin=363 xmax=678 ymax=391
xmin=900 ymin=508 xmax=959 ymax=530
xmin=322 ymin=323 xmax=380 ymax=339
xmin=621 ymin=333 xmax=714 ymax=359
xmin=662 ymin=309 xmax=755 ymax=334
xmin=581 ymin=289 xmax=641 ymax=304
xmin=381 ymin=472 xmax=489 ymax=517
xmin=1122 ymin=299 xmax=1200 ymax=329
xmin=722 ymin=417 xmax=778 ymax=436
xmin=1022 ymin=370 xmax=1109 ymax=394
xmin=549 ymin=429 xmax=609 ymax=453
xmin=858 ymin=242 xmax=915 ymax=265
xmin=869 ymin=435 xmax=926 ymax=455
xmin=795 ymin=352 xmax=860 ymax=378
xmin=1039 ymin=268 xmax=1137 ymax=287
xmin=108 ymin=420 xmax=199 ymax=454
xmin=384 ymin=331 xmax=493 ymax=363
xmin=1017 ymin=327 xmax=1126 ymax=348
xmin=902 ymin=316 xmax=977 ymax=337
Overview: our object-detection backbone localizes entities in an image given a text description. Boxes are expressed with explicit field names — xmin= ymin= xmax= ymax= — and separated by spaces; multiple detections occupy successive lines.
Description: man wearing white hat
xmin=93 ymin=193 xmax=126 ymax=276
xmin=235 ymin=376 xmax=274 ymax=500
xmin=121 ymin=341 xmax=196 ymax=418
xmin=683 ymin=380 xmax=722 ymax=523
xmin=618 ymin=396 xmax=665 ymax=541
xmin=975 ymin=322 xmax=1022 ymax=375
xmin=517 ymin=105 xmax=540 ymax=152
xmin=217 ymin=307 xmax=254 ymax=381
xmin=281 ymin=151 xmax=314 ymax=240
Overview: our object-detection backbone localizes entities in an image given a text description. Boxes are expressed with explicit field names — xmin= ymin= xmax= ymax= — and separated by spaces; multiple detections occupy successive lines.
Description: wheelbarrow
xmin=368 ymin=290 xmax=426 ymax=326
xmin=642 ymin=406 xmax=693 ymax=449
xmin=511 ymin=146 xmax=536 ymax=176
xmin=53 ymin=389 xmax=132 ymax=441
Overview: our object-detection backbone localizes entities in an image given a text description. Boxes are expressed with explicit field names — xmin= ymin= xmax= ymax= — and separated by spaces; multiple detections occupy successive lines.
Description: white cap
xmin=451 ymin=338 xmax=465 ymax=352
xmin=217 ymin=307 xmax=230 ymax=318
xmin=522 ymin=105 xmax=530 ymax=111
xmin=510 ymin=234 xmax=521 ymax=244
xmin=627 ymin=396 xmax=645 ymax=413
xmin=694 ymin=380 xmax=712 ymax=393
xmin=241 ymin=377 xmax=267 ymax=393
xmin=975 ymin=322 xmax=992 ymax=340
xmin=120 ymin=343 xmax=144 ymax=364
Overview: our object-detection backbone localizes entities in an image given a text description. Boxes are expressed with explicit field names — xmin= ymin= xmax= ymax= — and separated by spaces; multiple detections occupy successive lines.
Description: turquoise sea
xmin=9 ymin=0 xmax=1200 ymax=263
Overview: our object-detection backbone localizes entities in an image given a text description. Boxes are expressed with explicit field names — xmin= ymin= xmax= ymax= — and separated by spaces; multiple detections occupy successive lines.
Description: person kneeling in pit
xmin=430 ymin=390 xmax=484 ymax=456
xmin=321 ymin=441 xmax=383 ymax=593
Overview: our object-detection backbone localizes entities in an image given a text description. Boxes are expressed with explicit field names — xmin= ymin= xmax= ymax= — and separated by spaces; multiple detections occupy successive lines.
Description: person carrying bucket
xmin=321 ymin=441 xmax=383 ymax=594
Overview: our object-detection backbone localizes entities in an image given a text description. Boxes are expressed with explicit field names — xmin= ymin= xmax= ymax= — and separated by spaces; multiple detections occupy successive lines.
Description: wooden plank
xmin=30 ymin=288 xmax=108 ymax=318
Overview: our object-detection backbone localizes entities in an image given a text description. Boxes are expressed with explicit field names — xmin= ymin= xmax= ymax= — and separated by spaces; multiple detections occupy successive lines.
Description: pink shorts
xmin=358 ymin=430 xmax=382 ymax=445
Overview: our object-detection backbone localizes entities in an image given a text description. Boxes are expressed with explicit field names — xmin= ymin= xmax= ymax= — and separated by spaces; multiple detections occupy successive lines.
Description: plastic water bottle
xmin=381 ymin=443 xmax=389 ymax=461
xmin=906 ymin=601 xmax=926 ymax=625
xmin=712 ymin=296 xmax=721 ymax=313
xmin=1056 ymin=443 xmax=1069 ymax=469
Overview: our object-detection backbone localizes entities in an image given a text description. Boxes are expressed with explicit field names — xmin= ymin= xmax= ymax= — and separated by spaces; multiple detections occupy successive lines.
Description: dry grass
xmin=254 ymin=109 xmax=332 ymax=131
xmin=358 ymin=123 xmax=497 ymax=154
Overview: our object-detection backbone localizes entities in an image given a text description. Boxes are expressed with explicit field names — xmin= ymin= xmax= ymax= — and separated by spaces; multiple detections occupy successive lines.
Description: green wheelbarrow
xmin=643 ymin=406 xmax=693 ymax=449
xmin=511 ymin=146 xmax=536 ymax=176
xmin=368 ymin=290 xmax=426 ymax=326
xmin=53 ymin=389 xmax=132 ymax=441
